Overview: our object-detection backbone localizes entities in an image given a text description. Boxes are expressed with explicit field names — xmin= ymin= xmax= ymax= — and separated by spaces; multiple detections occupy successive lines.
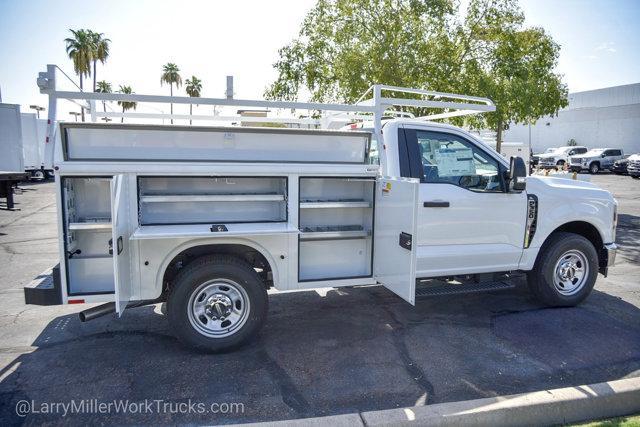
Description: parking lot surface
xmin=1 ymin=175 xmax=639 ymax=425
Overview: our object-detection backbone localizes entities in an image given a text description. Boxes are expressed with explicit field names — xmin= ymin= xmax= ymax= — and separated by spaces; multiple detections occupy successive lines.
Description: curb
xmin=237 ymin=377 xmax=640 ymax=426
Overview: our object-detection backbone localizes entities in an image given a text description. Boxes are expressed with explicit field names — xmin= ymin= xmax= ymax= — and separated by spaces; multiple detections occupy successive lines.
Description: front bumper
xmin=605 ymin=243 xmax=617 ymax=266
xmin=600 ymin=243 xmax=617 ymax=276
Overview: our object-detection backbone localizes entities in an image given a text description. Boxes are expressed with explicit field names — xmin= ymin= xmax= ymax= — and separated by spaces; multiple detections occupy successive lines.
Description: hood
xmin=538 ymin=153 xmax=559 ymax=159
xmin=527 ymin=175 xmax=601 ymax=190
xmin=628 ymin=154 xmax=640 ymax=161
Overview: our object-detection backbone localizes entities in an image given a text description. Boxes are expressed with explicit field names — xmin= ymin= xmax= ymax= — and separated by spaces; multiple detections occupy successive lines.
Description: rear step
xmin=415 ymin=280 xmax=515 ymax=297
xmin=24 ymin=264 xmax=62 ymax=306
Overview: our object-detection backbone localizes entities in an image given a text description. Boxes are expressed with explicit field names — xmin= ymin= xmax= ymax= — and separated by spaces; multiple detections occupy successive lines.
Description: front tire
xmin=589 ymin=162 xmax=600 ymax=174
xmin=527 ymin=232 xmax=598 ymax=307
xmin=167 ymin=255 xmax=268 ymax=352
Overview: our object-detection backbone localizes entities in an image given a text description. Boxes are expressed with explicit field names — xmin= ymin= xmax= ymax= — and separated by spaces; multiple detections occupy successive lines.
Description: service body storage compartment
xmin=49 ymin=123 xmax=419 ymax=314
xmin=298 ymin=177 xmax=375 ymax=281
xmin=62 ymin=177 xmax=114 ymax=295
xmin=138 ymin=176 xmax=287 ymax=225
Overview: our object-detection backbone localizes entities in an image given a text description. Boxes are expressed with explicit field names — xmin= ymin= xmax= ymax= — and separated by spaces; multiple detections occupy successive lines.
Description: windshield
xmin=583 ymin=149 xmax=604 ymax=157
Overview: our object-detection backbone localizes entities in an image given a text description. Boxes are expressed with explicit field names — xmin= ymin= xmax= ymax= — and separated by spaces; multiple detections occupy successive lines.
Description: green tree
xmin=95 ymin=80 xmax=112 ymax=113
xmin=117 ymin=85 xmax=137 ymax=123
xmin=88 ymin=31 xmax=111 ymax=92
xmin=185 ymin=76 xmax=202 ymax=125
xmin=160 ymin=63 xmax=182 ymax=124
xmin=266 ymin=0 xmax=567 ymax=153
xmin=65 ymin=29 xmax=93 ymax=121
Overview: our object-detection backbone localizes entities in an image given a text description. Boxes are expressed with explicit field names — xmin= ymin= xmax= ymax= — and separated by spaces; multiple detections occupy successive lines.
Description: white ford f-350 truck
xmin=24 ymin=66 xmax=618 ymax=352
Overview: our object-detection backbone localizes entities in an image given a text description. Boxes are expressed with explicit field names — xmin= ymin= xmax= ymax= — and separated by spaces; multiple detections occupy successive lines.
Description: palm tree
xmin=117 ymin=85 xmax=137 ymax=123
xmin=88 ymin=31 xmax=111 ymax=92
xmin=65 ymin=29 xmax=93 ymax=121
xmin=160 ymin=63 xmax=182 ymax=124
xmin=95 ymin=80 xmax=112 ymax=113
xmin=185 ymin=76 xmax=202 ymax=125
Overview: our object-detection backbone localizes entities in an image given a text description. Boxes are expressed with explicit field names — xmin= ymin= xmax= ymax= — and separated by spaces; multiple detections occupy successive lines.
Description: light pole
xmin=69 ymin=112 xmax=81 ymax=122
xmin=30 ymin=105 xmax=45 ymax=118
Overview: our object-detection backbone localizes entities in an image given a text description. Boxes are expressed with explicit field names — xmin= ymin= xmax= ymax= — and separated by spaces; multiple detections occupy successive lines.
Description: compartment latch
xmin=399 ymin=232 xmax=412 ymax=251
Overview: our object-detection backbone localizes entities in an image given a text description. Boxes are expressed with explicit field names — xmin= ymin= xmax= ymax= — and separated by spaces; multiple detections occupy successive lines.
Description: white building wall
xmin=504 ymin=83 xmax=640 ymax=155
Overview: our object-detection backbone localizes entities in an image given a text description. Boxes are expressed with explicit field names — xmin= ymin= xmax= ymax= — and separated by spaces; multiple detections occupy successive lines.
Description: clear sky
xmin=1 ymin=0 xmax=639 ymax=118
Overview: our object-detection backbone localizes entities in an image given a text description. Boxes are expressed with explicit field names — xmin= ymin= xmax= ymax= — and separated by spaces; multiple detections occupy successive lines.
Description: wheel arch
xmin=156 ymin=238 xmax=280 ymax=298
xmin=535 ymin=221 xmax=607 ymax=271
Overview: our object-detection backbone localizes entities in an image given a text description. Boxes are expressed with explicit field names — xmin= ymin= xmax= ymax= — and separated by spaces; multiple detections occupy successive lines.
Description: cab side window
xmin=413 ymin=130 xmax=503 ymax=193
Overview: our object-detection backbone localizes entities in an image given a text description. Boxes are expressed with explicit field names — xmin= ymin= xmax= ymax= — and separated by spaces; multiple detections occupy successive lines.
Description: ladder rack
xmin=36 ymin=64 xmax=496 ymax=168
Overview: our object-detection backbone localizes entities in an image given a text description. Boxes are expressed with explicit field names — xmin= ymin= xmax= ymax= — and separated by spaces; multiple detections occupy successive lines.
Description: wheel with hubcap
xmin=167 ymin=255 xmax=268 ymax=352
xmin=527 ymin=232 xmax=598 ymax=306
xmin=589 ymin=162 xmax=600 ymax=174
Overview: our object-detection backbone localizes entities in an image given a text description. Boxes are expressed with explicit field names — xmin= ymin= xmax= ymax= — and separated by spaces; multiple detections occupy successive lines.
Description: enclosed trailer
xmin=21 ymin=113 xmax=49 ymax=179
xmin=0 ymin=103 xmax=27 ymax=209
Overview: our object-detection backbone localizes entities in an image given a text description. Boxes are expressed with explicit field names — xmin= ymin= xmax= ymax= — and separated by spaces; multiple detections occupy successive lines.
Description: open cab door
xmin=374 ymin=177 xmax=419 ymax=305
xmin=111 ymin=174 xmax=132 ymax=316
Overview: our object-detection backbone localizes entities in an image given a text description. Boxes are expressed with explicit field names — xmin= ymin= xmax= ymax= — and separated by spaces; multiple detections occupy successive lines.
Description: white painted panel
xmin=68 ymin=257 xmax=114 ymax=294
xmin=299 ymin=238 xmax=372 ymax=281
xmin=65 ymin=126 xmax=368 ymax=163
xmin=374 ymin=177 xmax=419 ymax=305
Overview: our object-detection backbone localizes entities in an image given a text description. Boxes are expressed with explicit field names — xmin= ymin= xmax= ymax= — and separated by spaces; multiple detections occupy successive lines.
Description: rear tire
xmin=527 ymin=232 xmax=598 ymax=307
xmin=589 ymin=162 xmax=600 ymax=174
xmin=167 ymin=255 xmax=268 ymax=352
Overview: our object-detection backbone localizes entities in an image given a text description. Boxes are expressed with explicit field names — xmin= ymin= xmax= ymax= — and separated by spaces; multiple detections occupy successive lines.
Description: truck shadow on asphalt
xmin=616 ymin=213 xmax=640 ymax=264
xmin=1 ymin=284 xmax=639 ymax=425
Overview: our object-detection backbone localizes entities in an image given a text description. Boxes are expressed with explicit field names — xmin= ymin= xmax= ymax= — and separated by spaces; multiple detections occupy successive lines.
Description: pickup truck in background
xmin=627 ymin=154 xmax=640 ymax=179
xmin=537 ymin=146 xmax=588 ymax=169
xmin=25 ymin=67 xmax=619 ymax=352
xmin=570 ymin=148 xmax=625 ymax=174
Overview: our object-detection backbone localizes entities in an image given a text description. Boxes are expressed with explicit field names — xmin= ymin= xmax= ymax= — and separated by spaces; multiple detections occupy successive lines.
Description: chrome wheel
xmin=187 ymin=279 xmax=250 ymax=338
xmin=553 ymin=250 xmax=589 ymax=296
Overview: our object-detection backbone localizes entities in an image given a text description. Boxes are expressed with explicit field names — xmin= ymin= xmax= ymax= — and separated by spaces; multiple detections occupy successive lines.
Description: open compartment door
xmin=111 ymin=174 xmax=132 ymax=316
xmin=374 ymin=177 xmax=419 ymax=305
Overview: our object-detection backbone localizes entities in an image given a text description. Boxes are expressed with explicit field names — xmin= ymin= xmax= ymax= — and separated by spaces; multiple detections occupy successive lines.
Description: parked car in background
xmin=612 ymin=156 xmax=630 ymax=175
xmin=531 ymin=147 xmax=556 ymax=168
xmin=570 ymin=148 xmax=625 ymax=174
xmin=627 ymin=154 xmax=640 ymax=179
xmin=538 ymin=146 xmax=588 ymax=169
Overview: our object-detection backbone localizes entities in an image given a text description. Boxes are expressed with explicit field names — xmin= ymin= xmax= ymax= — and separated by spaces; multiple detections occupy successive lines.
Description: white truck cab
xmin=25 ymin=67 xmax=618 ymax=352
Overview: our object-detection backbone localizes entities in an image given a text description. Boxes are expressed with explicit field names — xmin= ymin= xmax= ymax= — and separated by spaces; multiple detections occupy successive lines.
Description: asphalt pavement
xmin=0 ymin=175 xmax=638 ymax=425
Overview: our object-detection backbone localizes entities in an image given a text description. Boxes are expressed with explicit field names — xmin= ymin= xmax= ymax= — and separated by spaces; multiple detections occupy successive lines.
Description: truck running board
xmin=415 ymin=280 xmax=515 ymax=298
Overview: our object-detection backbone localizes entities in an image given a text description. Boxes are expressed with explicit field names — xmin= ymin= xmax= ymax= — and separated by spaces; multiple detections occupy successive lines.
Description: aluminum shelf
xmin=140 ymin=194 xmax=285 ymax=203
xmin=299 ymin=225 xmax=370 ymax=241
xmin=68 ymin=221 xmax=112 ymax=231
xmin=299 ymin=200 xmax=371 ymax=209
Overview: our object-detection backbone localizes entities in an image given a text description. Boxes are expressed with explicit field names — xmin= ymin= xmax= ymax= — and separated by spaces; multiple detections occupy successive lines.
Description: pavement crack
xmin=380 ymin=304 xmax=435 ymax=403
xmin=257 ymin=348 xmax=311 ymax=416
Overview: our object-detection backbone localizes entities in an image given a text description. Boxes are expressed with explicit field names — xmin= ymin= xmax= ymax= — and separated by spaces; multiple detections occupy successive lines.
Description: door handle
xmin=423 ymin=201 xmax=450 ymax=208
